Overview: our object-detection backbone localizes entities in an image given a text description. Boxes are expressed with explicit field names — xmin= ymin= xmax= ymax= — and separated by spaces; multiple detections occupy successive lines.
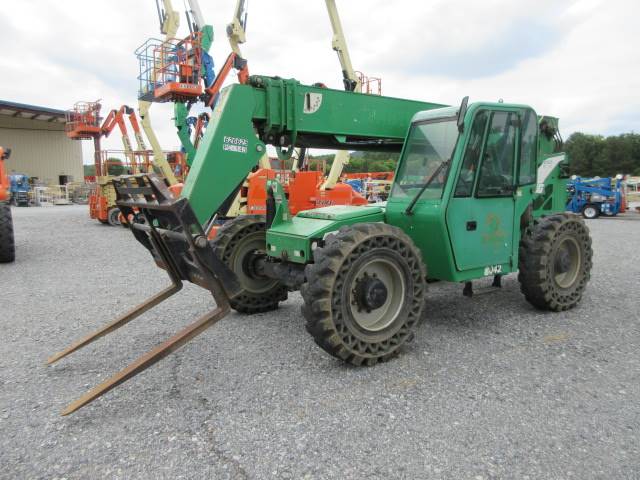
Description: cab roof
xmin=411 ymin=102 xmax=540 ymax=125
xmin=411 ymin=106 xmax=457 ymax=124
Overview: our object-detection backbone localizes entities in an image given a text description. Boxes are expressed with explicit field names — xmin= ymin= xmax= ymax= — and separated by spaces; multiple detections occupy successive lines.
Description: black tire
xmin=211 ymin=215 xmax=287 ymax=314
xmin=107 ymin=207 xmax=121 ymax=226
xmin=0 ymin=203 xmax=15 ymax=263
xmin=301 ymin=223 xmax=427 ymax=366
xmin=518 ymin=213 xmax=592 ymax=311
xmin=581 ymin=204 xmax=599 ymax=219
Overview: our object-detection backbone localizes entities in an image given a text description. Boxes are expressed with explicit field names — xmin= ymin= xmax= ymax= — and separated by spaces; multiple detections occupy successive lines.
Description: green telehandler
xmin=49 ymin=76 xmax=592 ymax=415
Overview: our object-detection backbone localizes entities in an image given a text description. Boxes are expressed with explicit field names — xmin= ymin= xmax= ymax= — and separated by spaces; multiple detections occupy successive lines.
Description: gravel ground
xmin=1 ymin=204 xmax=639 ymax=480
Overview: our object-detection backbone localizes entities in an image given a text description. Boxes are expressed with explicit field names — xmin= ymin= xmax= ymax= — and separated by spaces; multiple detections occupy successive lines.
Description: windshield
xmin=391 ymin=118 xmax=459 ymax=200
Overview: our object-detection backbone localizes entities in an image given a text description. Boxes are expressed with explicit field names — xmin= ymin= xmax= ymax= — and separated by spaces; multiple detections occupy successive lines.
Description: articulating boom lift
xmin=137 ymin=0 xmax=254 ymax=173
xmin=173 ymin=0 xmax=216 ymax=166
xmin=92 ymin=106 xmax=145 ymax=225
xmin=135 ymin=0 xmax=181 ymax=185
xmin=66 ymin=102 xmax=185 ymax=225
xmin=566 ymin=175 xmax=626 ymax=219
xmin=65 ymin=101 xmax=104 ymax=177
xmin=66 ymin=102 xmax=135 ymax=225
xmin=50 ymin=75 xmax=592 ymax=415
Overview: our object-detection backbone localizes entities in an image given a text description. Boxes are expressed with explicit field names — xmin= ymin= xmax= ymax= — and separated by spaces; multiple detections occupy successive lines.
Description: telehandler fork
xmin=47 ymin=174 xmax=242 ymax=415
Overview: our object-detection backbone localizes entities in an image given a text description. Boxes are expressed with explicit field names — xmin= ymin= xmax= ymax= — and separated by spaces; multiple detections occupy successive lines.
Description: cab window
xmin=391 ymin=118 xmax=458 ymax=200
xmin=454 ymin=110 xmax=489 ymax=197
xmin=476 ymin=112 xmax=517 ymax=197
xmin=518 ymin=109 xmax=537 ymax=185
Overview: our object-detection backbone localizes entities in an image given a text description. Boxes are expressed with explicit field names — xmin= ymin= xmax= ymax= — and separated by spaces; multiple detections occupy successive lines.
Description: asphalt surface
xmin=1 ymin=204 xmax=639 ymax=479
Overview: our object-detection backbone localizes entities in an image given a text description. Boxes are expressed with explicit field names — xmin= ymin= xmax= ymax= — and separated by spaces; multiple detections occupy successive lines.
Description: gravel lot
xmin=1 ymin=204 xmax=639 ymax=479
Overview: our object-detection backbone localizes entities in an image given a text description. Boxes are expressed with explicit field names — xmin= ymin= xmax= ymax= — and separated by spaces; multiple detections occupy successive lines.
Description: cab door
xmin=445 ymin=109 xmax=519 ymax=272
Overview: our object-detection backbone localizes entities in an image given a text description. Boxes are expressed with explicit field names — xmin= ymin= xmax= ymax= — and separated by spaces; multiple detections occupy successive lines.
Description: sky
xmin=0 ymin=0 xmax=638 ymax=163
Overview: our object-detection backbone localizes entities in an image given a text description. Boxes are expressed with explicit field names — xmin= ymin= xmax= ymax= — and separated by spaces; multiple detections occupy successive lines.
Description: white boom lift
xmin=138 ymin=0 xmax=181 ymax=185
xmin=320 ymin=0 xmax=362 ymax=190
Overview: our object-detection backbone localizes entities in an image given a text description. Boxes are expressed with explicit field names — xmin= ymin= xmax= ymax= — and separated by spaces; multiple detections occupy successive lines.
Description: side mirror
xmin=457 ymin=96 xmax=469 ymax=133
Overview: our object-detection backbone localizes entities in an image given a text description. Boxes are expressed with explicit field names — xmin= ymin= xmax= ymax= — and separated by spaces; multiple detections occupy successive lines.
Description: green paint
xmin=183 ymin=77 xmax=443 ymax=223
xmin=174 ymin=102 xmax=196 ymax=165
xmin=182 ymin=85 xmax=266 ymax=223
xmin=297 ymin=204 xmax=384 ymax=221
xmin=266 ymin=101 xmax=568 ymax=283
xmin=181 ymin=74 xmax=569 ymax=285
xmin=267 ymin=204 xmax=385 ymax=264
xmin=249 ymin=76 xmax=445 ymax=149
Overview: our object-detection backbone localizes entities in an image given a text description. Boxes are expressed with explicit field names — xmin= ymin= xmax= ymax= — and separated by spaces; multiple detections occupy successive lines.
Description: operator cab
xmin=387 ymin=100 xmax=542 ymax=282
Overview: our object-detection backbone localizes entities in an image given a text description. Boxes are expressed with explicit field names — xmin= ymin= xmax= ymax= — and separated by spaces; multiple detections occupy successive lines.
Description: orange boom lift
xmin=65 ymin=102 xmax=186 ymax=225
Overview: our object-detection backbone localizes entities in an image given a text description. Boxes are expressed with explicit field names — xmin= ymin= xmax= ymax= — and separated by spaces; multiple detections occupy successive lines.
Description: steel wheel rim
xmin=232 ymin=233 xmax=275 ymax=294
xmin=584 ymin=207 xmax=597 ymax=218
xmin=349 ymin=258 xmax=405 ymax=332
xmin=554 ymin=237 xmax=581 ymax=289
xmin=109 ymin=209 xmax=121 ymax=225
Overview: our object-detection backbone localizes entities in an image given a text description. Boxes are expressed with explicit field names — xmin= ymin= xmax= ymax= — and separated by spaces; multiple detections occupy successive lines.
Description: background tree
xmin=565 ymin=132 xmax=640 ymax=176
xmin=309 ymin=151 xmax=399 ymax=174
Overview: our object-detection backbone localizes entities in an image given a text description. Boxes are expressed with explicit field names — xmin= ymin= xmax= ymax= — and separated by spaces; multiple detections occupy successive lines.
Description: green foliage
xmin=105 ymin=158 xmax=125 ymax=176
xmin=83 ymin=164 xmax=96 ymax=177
xmin=84 ymin=159 xmax=126 ymax=177
xmin=565 ymin=132 xmax=640 ymax=176
xmin=308 ymin=151 xmax=399 ymax=174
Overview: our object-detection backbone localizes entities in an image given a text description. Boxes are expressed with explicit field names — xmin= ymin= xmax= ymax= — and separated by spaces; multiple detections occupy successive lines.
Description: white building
xmin=0 ymin=100 xmax=83 ymax=184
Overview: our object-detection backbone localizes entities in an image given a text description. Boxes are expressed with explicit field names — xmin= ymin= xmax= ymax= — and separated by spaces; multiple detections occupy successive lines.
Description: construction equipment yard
xmin=1 ymin=204 xmax=639 ymax=479
xmin=2 ymin=0 xmax=640 ymax=478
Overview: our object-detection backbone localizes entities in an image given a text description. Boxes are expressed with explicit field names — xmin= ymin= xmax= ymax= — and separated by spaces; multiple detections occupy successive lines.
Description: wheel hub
xmin=354 ymin=274 xmax=388 ymax=312
xmin=553 ymin=237 xmax=581 ymax=289
xmin=241 ymin=248 xmax=266 ymax=280
xmin=230 ymin=232 xmax=277 ymax=294
xmin=554 ymin=247 xmax=572 ymax=273
xmin=348 ymin=258 xmax=406 ymax=332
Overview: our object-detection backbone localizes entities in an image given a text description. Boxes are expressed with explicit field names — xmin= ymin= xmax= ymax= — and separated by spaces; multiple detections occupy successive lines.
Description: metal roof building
xmin=0 ymin=100 xmax=83 ymax=185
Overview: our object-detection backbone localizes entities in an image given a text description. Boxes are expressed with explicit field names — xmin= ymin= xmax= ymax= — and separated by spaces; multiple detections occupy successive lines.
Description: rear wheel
xmin=518 ymin=213 xmax=592 ymax=311
xmin=107 ymin=207 xmax=121 ymax=226
xmin=0 ymin=203 xmax=15 ymax=263
xmin=211 ymin=215 xmax=287 ymax=314
xmin=581 ymin=204 xmax=599 ymax=219
xmin=301 ymin=223 xmax=427 ymax=366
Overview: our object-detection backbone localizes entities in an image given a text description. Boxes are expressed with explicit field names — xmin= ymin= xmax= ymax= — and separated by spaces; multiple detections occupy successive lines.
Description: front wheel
xmin=581 ymin=204 xmax=599 ymax=219
xmin=301 ymin=223 xmax=427 ymax=366
xmin=107 ymin=207 xmax=121 ymax=226
xmin=211 ymin=215 xmax=287 ymax=314
xmin=518 ymin=213 xmax=592 ymax=311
